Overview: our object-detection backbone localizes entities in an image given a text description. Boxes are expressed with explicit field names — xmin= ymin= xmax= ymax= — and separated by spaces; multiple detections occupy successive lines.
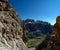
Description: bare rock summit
xmin=0 ymin=0 xmax=27 ymax=50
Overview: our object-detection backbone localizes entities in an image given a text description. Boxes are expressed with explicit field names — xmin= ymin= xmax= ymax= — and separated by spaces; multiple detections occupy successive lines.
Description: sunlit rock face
xmin=45 ymin=16 xmax=60 ymax=50
xmin=0 ymin=0 xmax=27 ymax=50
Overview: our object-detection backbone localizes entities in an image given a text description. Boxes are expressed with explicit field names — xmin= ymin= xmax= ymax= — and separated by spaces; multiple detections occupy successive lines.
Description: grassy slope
xmin=27 ymin=35 xmax=46 ymax=48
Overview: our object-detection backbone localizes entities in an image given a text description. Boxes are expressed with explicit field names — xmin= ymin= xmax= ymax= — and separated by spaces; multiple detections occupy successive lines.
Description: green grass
xmin=27 ymin=35 xmax=46 ymax=48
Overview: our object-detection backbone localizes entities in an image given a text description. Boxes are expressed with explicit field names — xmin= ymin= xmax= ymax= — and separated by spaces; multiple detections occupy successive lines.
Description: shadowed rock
xmin=44 ymin=16 xmax=60 ymax=50
xmin=35 ymin=16 xmax=60 ymax=50
xmin=35 ymin=36 xmax=50 ymax=50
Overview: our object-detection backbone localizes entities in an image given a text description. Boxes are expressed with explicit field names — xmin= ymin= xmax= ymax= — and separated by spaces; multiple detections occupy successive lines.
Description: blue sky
xmin=9 ymin=0 xmax=60 ymax=25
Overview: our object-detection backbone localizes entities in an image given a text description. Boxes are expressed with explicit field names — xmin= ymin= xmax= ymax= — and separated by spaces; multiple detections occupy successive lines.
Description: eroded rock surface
xmin=0 ymin=0 xmax=27 ymax=50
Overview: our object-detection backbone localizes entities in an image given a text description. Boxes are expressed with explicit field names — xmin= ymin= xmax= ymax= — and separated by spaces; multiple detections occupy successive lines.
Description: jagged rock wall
xmin=35 ymin=16 xmax=60 ymax=50
xmin=0 ymin=0 xmax=27 ymax=50
xmin=45 ymin=16 xmax=60 ymax=50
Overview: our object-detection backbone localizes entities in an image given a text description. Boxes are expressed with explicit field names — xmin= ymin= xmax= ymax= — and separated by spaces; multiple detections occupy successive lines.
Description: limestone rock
xmin=0 ymin=0 xmax=27 ymax=50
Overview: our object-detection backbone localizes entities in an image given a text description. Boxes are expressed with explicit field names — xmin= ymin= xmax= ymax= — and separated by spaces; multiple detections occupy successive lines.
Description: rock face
xmin=23 ymin=19 xmax=52 ymax=38
xmin=0 ymin=0 xmax=27 ymax=50
xmin=45 ymin=16 xmax=60 ymax=50
xmin=35 ymin=16 xmax=60 ymax=50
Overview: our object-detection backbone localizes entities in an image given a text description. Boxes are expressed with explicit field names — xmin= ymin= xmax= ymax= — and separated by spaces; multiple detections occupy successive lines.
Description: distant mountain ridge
xmin=23 ymin=19 xmax=52 ymax=38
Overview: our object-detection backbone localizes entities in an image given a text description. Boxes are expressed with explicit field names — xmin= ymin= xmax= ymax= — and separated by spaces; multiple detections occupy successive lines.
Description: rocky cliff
xmin=0 ymin=0 xmax=27 ymax=50
xmin=35 ymin=16 xmax=60 ymax=50
xmin=45 ymin=16 xmax=60 ymax=50
xmin=23 ymin=19 xmax=52 ymax=38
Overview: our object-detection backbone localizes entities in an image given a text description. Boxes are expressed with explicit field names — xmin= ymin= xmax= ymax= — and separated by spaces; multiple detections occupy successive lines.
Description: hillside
xmin=23 ymin=19 xmax=52 ymax=38
xmin=35 ymin=16 xmax=60 ymax=50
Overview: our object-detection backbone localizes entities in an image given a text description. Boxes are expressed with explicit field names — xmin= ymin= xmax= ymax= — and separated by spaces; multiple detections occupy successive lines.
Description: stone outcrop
xmin=0 ymin=0 xmax=27 ymax=50
xmin=45 ymin=16 xmax=60 ymax=50
xmin=35 ymin=16 xmax=60 ymax=50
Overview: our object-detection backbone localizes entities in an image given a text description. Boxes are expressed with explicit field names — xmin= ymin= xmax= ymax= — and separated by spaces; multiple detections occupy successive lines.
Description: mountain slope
xmin=23 ymin=19 xmax=52 ymax=38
